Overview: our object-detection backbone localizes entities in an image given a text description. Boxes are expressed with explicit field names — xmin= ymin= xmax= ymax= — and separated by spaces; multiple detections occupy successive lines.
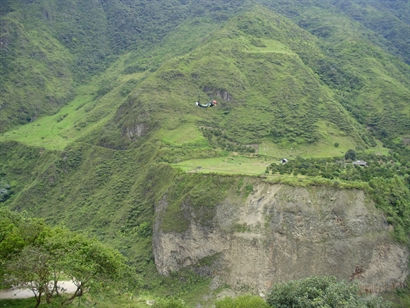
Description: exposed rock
xmin=153 ymin=182 xmax=408 ymax=293
xmin=124 ymin=123 xmax=146 ymax=139
xmin=203 ymin=87 xmax=233 ymax=101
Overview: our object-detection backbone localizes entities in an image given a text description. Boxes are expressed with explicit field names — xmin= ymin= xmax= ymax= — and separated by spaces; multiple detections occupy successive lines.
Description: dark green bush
xmin=0 ymin=182 xmax=12 ymax=202
xmin=345 ymin=149 xmax=356 ymax=161
xmin=267 ymin=276 xmax=391 ymax=308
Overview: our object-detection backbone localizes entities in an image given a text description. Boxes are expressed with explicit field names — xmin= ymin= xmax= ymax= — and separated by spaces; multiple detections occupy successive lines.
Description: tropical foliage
xmin=0 ymin=0 xmax=408 ymax=306
xmin=267 ymin=276 xmax=390 ymax=308
xmin=0 ymin=208 xmax=127 ymax=307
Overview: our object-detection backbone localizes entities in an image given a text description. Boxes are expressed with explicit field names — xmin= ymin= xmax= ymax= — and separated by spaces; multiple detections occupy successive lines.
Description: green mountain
xmin=0 ymin=0 xmax=243 ymax=132
xmin=0 ymin=0 xmax=409 ymax=306
xmin=114 ymin=8 xmax=373 ymax=147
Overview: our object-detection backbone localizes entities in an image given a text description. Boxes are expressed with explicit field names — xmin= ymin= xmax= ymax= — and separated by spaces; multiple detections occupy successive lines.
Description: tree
xmin=0 ymin=208 xmax=34 ymax=287
xmin=5 ymin=246 xmax=52 ymax=308
xmin=0 ymin=215 xmax=25 ymax=261
xmin=1 ymin=208 xmax=127 ymax=306
xmin=0 ymin=182 xmax=12 ymax=202
xmin=345 ymin=149 xmax=356 ymax=161
xmin=53 ymin=231 xmax=127 ymax=305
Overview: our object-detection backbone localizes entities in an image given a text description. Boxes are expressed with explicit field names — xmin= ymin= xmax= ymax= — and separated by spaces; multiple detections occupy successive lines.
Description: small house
xmin=352 ymin=160 xmax=367 ymax=167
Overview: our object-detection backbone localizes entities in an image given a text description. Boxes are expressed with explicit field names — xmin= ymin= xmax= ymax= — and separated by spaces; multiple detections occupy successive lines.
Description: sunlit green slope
xmin=0 ymin=17 xmax=221 ymax=150
xmin=0 ymin=0 xmax=244 ymax=133
xmin=104 ymin=8 xmax=387 ymax=158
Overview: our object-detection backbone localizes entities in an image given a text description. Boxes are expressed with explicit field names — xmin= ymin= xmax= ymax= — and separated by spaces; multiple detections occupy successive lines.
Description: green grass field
xmin=156 ymin=122 xmax=208 ymax=146
xmin=0 ymin=64 xmax=146 ymax=151
xmin=173 ymin=155 xmax=270 ymax=175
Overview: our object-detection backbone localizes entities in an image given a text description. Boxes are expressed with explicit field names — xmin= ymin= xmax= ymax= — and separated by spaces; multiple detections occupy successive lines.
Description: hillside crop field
xmin=0 ymin=1 xmax=409 ymax=307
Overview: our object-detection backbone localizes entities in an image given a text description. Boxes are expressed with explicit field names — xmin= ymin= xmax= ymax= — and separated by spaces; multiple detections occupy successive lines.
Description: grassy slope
xmin=0 ymin=7 xmax=75 ymax=131
xmin=0 ymin=0 xmax=110 ymax=132
xmin=258 ymin=0 xmax=410 ymax=64
xmin=297 ymin=7 xmax=410 ymax=142
xmin=0 ymin=63 xmax=147 ymax=150
xmin=0 ymin=17 xmax=221 ymax=150
xmin=0 ymin=17 xmax=232 ymax=302
xmin=332 ymin=0 xmax=410 ymax=64
xmin=1 ymin=3 xmax=408 ymax=246
xmin=110 ymin=7 xmax=399 ymax=174
xmin=0 ymin=0 xmax=244 ymax=133
xmin=257 ymin=0 xmax=410 ymax=142
xmin=1 ymin=2 xmax=409 ymax=306
xmin=1 ymin=5 xmax=403 ymax=175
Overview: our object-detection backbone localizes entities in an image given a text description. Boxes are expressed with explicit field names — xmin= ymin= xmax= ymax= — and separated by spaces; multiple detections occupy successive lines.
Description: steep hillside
xmin=1 ymin=1 xmax=408 ymax=252
xmin=295 ymin=6 xmax=410 ymax=145
xmin=0 ymin=0 xmax=107 ymax=131
xmin=0 ymin=0 xmax=244 ymax=132
xmin=0 ymin=1 xmax=409 ymax=306
xmin=0 ymin=17 xmax=222 ymax=150
xmin=108 ymin=6 xmax=409 ymax=159
xmin=2 ymin=0 xmax=408 ymax=146
xmin=259 ymin=0 xmax=410 ymax=64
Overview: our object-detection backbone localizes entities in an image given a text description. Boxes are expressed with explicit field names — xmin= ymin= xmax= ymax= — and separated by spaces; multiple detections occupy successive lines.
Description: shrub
xmin=0 ymin=182 xmax=12 ymax=202
xmin=266 ymin=276 xmax=391 ymax=308
xmin=345 ymin=149 xmax=356 ymax=161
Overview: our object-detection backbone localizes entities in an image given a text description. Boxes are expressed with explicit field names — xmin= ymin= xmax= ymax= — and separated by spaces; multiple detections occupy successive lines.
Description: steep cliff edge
xmin=154 ymin=181 xmax=408 ymax=294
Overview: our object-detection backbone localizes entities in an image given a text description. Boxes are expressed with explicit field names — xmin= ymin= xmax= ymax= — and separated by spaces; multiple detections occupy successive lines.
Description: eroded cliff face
xmin=153 ymin=182 xmax=408 ymax=293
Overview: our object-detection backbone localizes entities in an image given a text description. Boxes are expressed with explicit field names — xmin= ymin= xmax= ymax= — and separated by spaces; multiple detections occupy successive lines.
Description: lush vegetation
xmin=0 ymin=207 xmax=127 ymax=307
xmin=266 ymin=153 xmax=409 ymax=182
xmin=213 ymin=277 xmax=391 ymax=308
xmin=0 ymin=0 xmax=244 ymax=132
xmin=266 ymin=152 xmax=410 ymax=244
xmin=0 ymin=182 xmax=12 ymax=202
xmin=0 ymin=0 xmax=409 ymax=306
xmin=267 ymin=276 xmax=390 ymax=308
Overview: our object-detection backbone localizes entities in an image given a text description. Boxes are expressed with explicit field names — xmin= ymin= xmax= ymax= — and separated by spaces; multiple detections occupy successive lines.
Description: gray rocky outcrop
xmin=153 ymin=182 xmax=408 ymax=293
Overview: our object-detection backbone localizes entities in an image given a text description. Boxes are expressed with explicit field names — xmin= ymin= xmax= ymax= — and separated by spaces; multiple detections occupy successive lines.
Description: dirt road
xmin=0 ymin=281 xmax=77 ymax=299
